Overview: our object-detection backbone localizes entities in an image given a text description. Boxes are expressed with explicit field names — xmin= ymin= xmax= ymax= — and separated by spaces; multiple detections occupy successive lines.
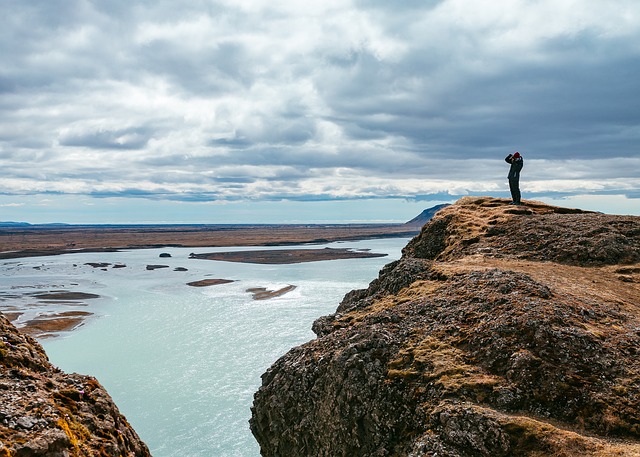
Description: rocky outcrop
xmin=404 ymin=204 xmax=451 ymax=228
xmin=0 ymin=314 xmax=150 ymax=456
xmin=251 ymin=197 xmax=640 ymax=456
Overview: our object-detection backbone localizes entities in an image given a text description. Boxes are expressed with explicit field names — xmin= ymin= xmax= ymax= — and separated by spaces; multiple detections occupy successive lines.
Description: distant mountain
xmin=404 ymin=204 xmax=451 ymax=227
xmin=0 ymin=221 xmax=31 ymax=227
xmin=0 ymin=222 xmax=72 ymax=227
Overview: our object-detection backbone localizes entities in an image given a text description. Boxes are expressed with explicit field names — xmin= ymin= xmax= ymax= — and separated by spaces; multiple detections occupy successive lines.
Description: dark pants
xmin=509 ymin=177 xmax=521 ymax=203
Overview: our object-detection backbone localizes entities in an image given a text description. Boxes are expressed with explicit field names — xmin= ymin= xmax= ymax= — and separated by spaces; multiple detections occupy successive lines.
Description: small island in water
xmin=189 ymin=247 xmax=388 ymax=264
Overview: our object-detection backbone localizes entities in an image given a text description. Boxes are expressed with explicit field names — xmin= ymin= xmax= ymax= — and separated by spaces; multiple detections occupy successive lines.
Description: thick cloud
xmin=1 ymin=0 xmax=639 ymax=210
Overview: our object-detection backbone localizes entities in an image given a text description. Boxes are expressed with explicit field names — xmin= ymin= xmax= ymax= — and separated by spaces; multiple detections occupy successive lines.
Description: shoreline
xmin=0 ymin=224 xmax=419 ymax=260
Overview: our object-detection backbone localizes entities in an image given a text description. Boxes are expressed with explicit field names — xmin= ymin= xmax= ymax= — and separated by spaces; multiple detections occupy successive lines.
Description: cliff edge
xmin=251 ymin=197 xmax=640 ymax=456
xmin=0 ymin=314 xmax=150 ymax=456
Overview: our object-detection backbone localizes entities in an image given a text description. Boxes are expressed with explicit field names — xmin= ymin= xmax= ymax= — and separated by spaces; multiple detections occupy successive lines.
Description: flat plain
xmin=0 ymin=223 xmax=419 ymax=260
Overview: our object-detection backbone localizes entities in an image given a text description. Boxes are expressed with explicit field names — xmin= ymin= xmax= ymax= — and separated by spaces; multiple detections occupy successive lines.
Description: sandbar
xmin=0 ymin=289 xmax=100 ymax=338
xmin=190 ymin=247 xmax=388 ymax=264
xmin=21 ymin=311 xmax=93 ymax=337
xmin=31 ymin=291 xmax=100 ymax=300
xmin=247 ymin=285 xmax=297 ymax=300
xmin=187 ymin=279 xmax=235 ymax=287
xmin=3 ymin=312 xmax=22 ymax=322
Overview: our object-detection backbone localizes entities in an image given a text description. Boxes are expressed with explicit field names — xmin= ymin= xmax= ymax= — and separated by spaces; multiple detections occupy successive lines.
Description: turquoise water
xmin=2 ymin=238 xmax=408 ymax=456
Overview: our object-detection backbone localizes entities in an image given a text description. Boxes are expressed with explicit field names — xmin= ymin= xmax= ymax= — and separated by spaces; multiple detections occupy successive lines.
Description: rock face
xmin=251 ymin=197 xmax=640 ymax=457
xmin=0 ymin=314 xmax=150 ymax=456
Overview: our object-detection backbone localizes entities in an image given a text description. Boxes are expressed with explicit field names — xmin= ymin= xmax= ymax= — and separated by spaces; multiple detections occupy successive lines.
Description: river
xmin=1 ymin=237 xmax=409 ymax=456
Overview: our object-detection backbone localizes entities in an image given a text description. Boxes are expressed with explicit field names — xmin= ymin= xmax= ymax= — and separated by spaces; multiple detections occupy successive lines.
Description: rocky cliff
xmin=251 ymin=197 xmax=640 ymax=456
xmin=0 ymin=314 xmax=150 ymax=456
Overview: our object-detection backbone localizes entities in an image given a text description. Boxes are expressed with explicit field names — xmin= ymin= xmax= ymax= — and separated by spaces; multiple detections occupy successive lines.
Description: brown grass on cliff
xmin=251 ymin=197 xmax=640 ymax=457
xmin=356 ymin=198 xmax=640 ymax=454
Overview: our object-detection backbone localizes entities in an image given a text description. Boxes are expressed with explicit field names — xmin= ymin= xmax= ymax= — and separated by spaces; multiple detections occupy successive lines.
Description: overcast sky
xmin=1 ymin=0 xmax=639 ymax=223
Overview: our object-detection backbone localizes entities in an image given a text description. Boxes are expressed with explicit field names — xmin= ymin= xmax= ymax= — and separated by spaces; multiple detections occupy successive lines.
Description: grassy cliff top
xmin=252 ymin=197 xmax=640 ymax=457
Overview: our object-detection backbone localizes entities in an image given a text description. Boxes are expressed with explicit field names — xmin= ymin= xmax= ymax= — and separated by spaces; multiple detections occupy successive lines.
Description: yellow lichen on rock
xmin=0 ymin=313 xmax=150 ymax=456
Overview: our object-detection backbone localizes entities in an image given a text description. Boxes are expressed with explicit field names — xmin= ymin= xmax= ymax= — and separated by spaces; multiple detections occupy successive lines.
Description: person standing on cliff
xmin=505 ymin=151 xmax=524 ymax=205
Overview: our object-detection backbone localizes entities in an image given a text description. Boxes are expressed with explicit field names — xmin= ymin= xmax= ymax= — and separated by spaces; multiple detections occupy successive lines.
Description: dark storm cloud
xmin=314 ymin=29 xmax=640 ymax=161
xmin=0 ymin=0 xmax=639 ymax=204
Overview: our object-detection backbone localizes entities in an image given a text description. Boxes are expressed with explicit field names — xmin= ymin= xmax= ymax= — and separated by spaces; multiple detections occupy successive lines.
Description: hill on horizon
xmin=404 ymin=204 xmax=451 ymax=226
